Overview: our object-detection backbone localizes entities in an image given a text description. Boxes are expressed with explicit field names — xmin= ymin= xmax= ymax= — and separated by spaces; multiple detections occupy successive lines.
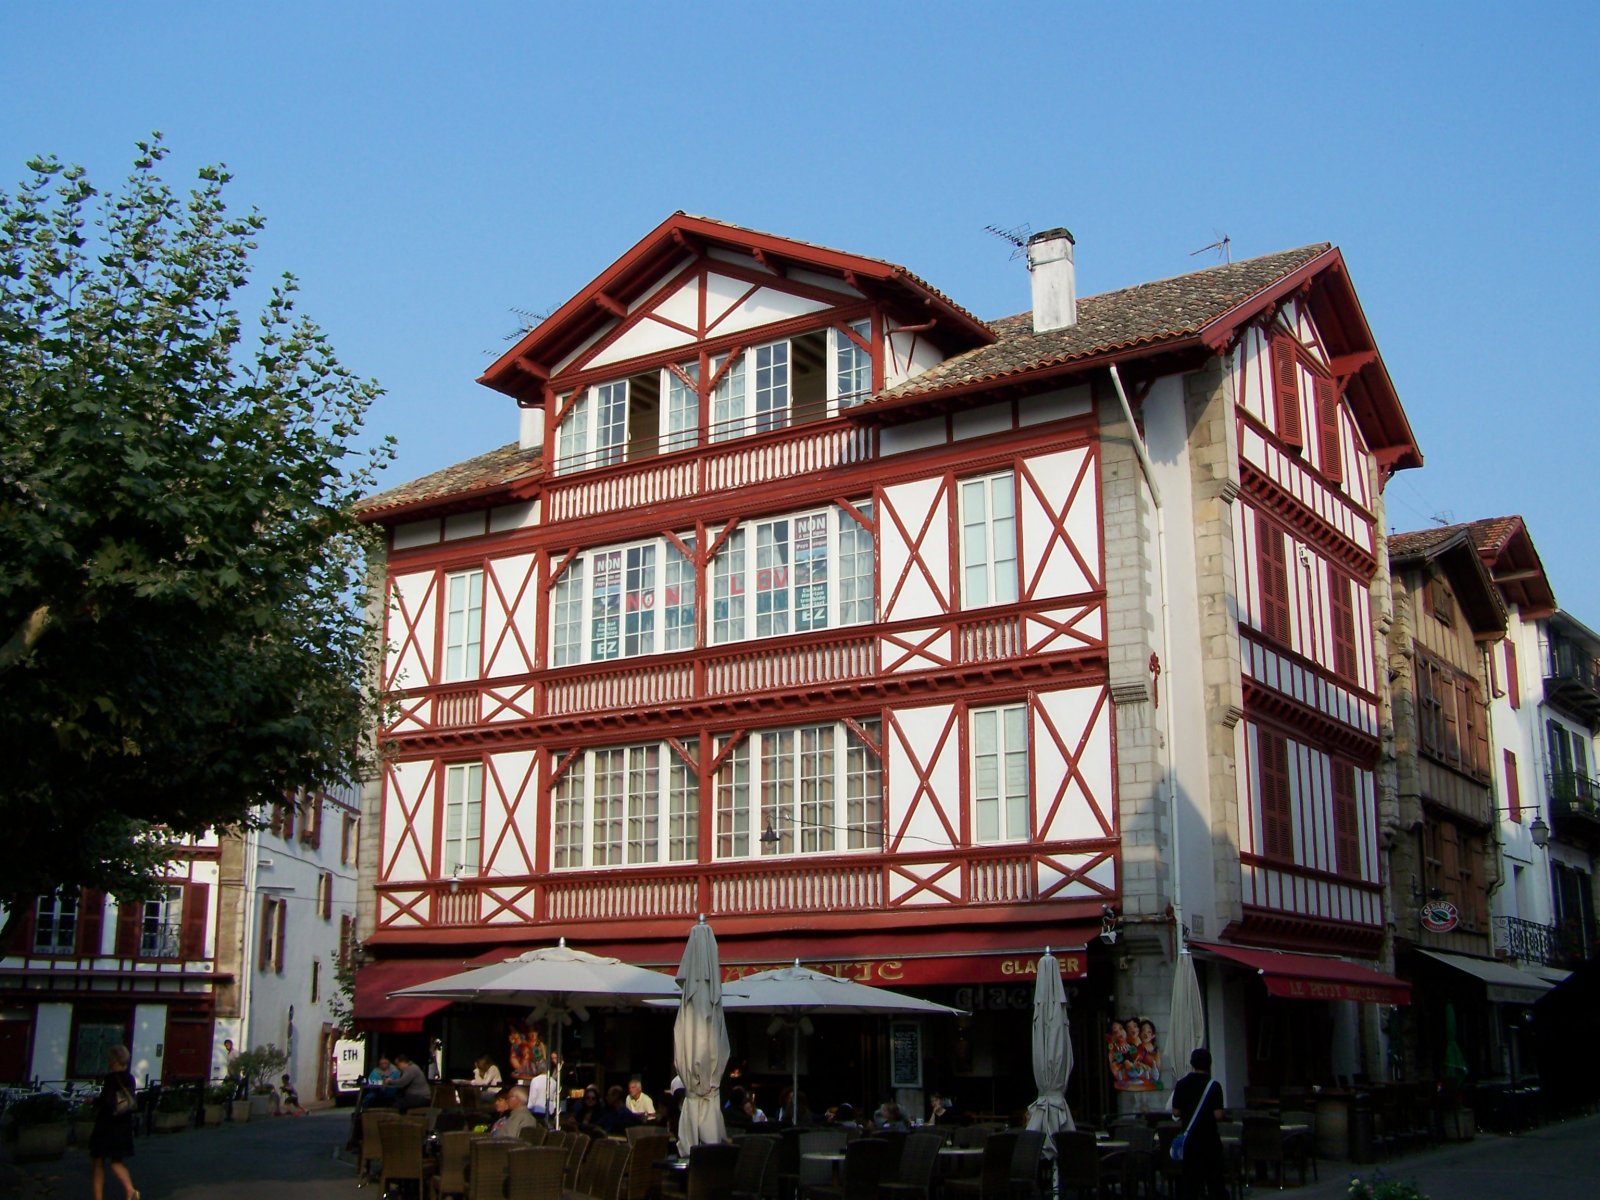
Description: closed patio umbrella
xmin=1168 ymin=939 xmax=1205 ymax=1088
xmin=388 ymin=938 xmax=680 ymax=1122
xmin=1025 ymin=948 xmax=1076 ymax=1147
xmin=674 ymin=916 xmax=729 ymax=1155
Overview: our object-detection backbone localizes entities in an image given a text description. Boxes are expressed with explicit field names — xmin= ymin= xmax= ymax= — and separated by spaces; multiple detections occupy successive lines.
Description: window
xmin=1416 ymin=652 xmax=1489 ymax=779
xmin=1331 ymin=762 xmax=1360 ymax=878
xmin=1257 ymin=729 xmax=1294 ymax=861
xmin=707 ymin=503 xmax=874 ymax=644
xmin=1271 ymin=335 xmax=1303 ymax=449
xmin=753 ymin=343 xmax=791 ymax=433
xmin=551 ymin=743 xmax=697 ymax=868
xmin=1316 ymin=376 xmax=1342 ymax=484
xmin=259 ymin=896 xmax=286 ymax=973
xmin=1255 ymin=514 xmax=1291 ymax=645
xmin=34 ymin=893 xmax=79 ymax=955
xmin=317 ymin=872 xmax=333 ymax=920
xmin=341 ymin=814 xmax=358 ymax=866
xmin=310 ymin=958 xmax=321 ymax=1004
xmin=1505 ymin=640 xmax=1520 ymax=710
xmin=971 ymin=705 xmax=1029 ymax=843
xmin=833 ymin=321 xmax=872 ymax=408
xmin=299 ymin=792 xmax=322 ymax=849
xmin=1330 ymin=573 xmax=1359 ymax=681
xmin=960 ymin=472 xmax=1018 ymax=608
xmin=552 ymin=564 xmax=584 ymax=667
xmin=442 ymin=569 xmax=484 ymax=682
xmin=141 ymin=886 xmax=184 ymax=959
xmin=443 ymin=762 xmax=483 ymax=876
xmin=714 ymin=720 xmax=883 ymax=859
xmin=711 ymin=352 xmax=748 ymax=443
xmin=663 ymin=537 xmax=697 ymax=652
xmin=1504 ymin=750 xmax=1522 ymax=823
xmin=664 ymin=364 xmax=699 ymax=453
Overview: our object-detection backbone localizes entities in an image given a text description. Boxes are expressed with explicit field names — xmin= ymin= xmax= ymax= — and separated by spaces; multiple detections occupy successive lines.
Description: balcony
xmin=1546 ymin=772 xmax=1600 ymax=843
xmin=1494 ymin=915 xmax=1595 ymax=969
xmin=1544 ymin=637 xmax=1600 ymax=723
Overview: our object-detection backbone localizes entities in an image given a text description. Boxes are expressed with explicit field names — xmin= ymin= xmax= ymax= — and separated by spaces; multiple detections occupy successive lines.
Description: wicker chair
xmin=434 ymin=1130 xmax=474 ymax=1200
xmin=1008 ymin=1129 xmax=1045 ymax=1198
xmin=1241 ymin=1117 xmax=1287 ymax=1190
xmin=519 ymin=1123 xmax=549 ymax=1147
xmin=470 ymin=1137 xmax=517 ymax=1200
xmin=1053 ymin=1131 xmax=1118 ymax=1200
xmin=879 ymin=1128 xmax=943 ymax=1200
xmin=944 ymin=1131 xmax=1019 ymax=1200
xmin=505 ymin=1146 xmax=566 ymax=1200
xmin=563 ymin=1131 xmax=592 ymax=1190
xmin=360 ymin=1109 xmax=401 ymax=1183
xmin=624 ymin=1133 xmax=673 ymax=1200
xmin=591 ymin=1138 xmax=633 ymax=1200
xmin=685 ymin=1142 xmax=741 ymax=1200
xmin=804 ymin=1136 xmax=888 ymax=1200
xmin=378 ymin=1117 xmax=434 ymax=1200
xmin=730 ymin=1133 xmax=778 ymax=1200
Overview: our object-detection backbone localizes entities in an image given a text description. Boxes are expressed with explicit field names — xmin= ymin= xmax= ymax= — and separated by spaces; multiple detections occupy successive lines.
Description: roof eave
xmin=355 ymin=475 xmax=538 ymax=527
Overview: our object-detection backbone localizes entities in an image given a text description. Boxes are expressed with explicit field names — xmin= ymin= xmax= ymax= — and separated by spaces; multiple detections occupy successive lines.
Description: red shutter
xmin=1256 ymin=514 xmax=1291 ymax=645
xmin=1467 ymin=681 xmax=1489 ymax=777
xmin=1259 ymin=730 xmax=1294 ymax=861
xmin=1272 ymin=336 xmax=1303 ymax=449
xmin=1504 ymin=750 xmax=1522 ymax=823
xmin=321 ymin=873 xmax=333 ymax=920
xmin=1330 ymin=573 xmax=1358 ymax=681
xmin=115 ymin=899 xmax=142 ymax=957
xmin=1506 ymin=641 xmax=1521 ymax=710
xmin=6 ymin=900 xmax=38 ymax=955
xmin=77 ymin=890 xmax=105 ymax=957
xmin=1332 ymin=762 xmax=1359 ymax=878
xmin=309 ymin=800 xmax=322 ymax=851
xmin=282 ymin=799 xmax=295 ymax=842
xmin=181 ymin=882 xmax=210 ymax=960
xmin=341 ymin=815 xmax=352 ymax=866
xmin=1316 ymin=376 xmax=1342 ymax=483
xmin=258 ymin=897 xmax=273 ymax=972
xmin=274 ymin=899 xmax=287 ymax=974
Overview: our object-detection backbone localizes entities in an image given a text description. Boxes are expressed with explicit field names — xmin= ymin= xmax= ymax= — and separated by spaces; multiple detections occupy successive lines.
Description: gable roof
xmin=1387 ymin=526 xmax=1507 ymax=637
xmin=859 ymin=244 xmax=1422 ymax=476
xmin=355 ymin=442 xmax=542 ymax=524
xmin=479 ymin=213 xmax=996 ymax=403
xmin=1393 ymin=516 xmax=1556 ymax=618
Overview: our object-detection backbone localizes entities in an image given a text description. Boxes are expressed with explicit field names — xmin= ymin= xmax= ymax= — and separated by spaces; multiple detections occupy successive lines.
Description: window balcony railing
xmin=1493 ymin=915 xmax=1560 ymax=965
xmin=1544 ymin=639 xmax=1600 ymax=722
xmin=138 ymin=924 xmax=183 ymax=960
xmin=1546 ymin=772 xmax=1600 ymax=836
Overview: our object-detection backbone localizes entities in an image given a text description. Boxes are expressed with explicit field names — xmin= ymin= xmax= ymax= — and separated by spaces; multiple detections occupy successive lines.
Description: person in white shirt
xmin=472 ymin=1055 xmax=503 ymax=1099
xmin=526 ymin=1067 xmax=558 ymax=1118
xmin=624 ymin=1078 xmax=656 ymax=1119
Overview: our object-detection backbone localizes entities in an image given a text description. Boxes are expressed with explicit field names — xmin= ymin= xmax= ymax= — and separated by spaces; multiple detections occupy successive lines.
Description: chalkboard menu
xmin=889 ymin=1022 xmax=922 ymax=1088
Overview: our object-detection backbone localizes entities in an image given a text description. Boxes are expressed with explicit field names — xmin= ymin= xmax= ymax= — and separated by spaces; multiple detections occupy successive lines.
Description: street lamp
xmin=1496 ymin=805 xmax=1550 ymax=849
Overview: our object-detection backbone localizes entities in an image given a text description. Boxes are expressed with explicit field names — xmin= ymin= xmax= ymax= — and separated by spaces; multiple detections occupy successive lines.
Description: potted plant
xmin=232 ymin=1043 xmax=288 ymax=1118
xmin=203 ymin=1083 xmax=232 ymax=1126
xmin=153 ymin=1087 xmax=193 ymax=1132
xmin=4 ymin=1091 xmax=72 ymax=1160
xmin=70 ymin=1097 xmax=98 ymax=1147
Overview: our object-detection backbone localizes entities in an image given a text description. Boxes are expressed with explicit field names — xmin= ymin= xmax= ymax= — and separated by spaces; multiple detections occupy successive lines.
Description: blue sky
xmin=6 ymin=2 xmax=1598 ymax=616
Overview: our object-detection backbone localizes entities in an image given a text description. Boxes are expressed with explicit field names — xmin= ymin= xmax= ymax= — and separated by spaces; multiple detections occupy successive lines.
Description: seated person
xmin=595 ymin=1084 xmax=641 ymax=1135
xmin=472 ymin=1055 xmax=504 ymax=1100
xmin=624 ymin=1077 xmax=656 ymax=1120
xmin=280 ymin=1074 xmax=307 ymax=1116
xmin=873 ymin=1101 xmax=908 ymax=1131
xmin=723 ymin=1085 xmax=751 ymax=1128
xmin=390 ymin=1053 xmax=433 ymax=1113
xmin=361 ymin=1057 xmax=400 ymax=1108
xmin=490 ymin=1086 xmax=538 ymax=1139
xmin=828 ymin=1102 xmax=861 ymax=1131
xmin=569 ymin=1084 xmax=602 ymax=1127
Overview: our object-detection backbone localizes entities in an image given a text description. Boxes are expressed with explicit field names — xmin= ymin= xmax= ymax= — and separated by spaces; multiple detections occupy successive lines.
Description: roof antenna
xmin=483 ymin=304 xmax=557 ymax=357
xmin=1430 ymin=510 xmax=1453 ymax=527
xmin=1189 ymin=232 xmax=1232 ymax=264
xmin=985 ymin=222 xmax=1033 ymax=261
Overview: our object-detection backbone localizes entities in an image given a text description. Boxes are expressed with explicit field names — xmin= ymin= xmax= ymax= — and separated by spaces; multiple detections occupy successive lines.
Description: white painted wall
xmin=131 ymin=1003 xmax=166 ymax=1084
xmin=29 ymin=1002 xmax=72 ymax=1084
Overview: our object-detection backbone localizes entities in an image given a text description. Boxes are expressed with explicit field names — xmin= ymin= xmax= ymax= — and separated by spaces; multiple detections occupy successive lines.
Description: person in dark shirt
xmin=595 ymin=1084 xmax=641 ymax=1134
xmin=1170 ymin=1047 xmax=1226 ymax=1200
xmin=390 ymin=1053 xmax=432 ymax=1113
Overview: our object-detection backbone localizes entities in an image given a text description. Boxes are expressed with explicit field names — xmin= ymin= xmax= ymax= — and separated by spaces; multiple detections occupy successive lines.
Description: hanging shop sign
xmin=1420 ymin=900 xmax=1460 ymax=934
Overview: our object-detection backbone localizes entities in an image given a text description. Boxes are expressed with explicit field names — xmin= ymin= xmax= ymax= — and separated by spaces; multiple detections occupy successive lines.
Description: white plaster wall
xmin=383 ymin=760 xmax=439 ymax=882
xmin=483 ymin=749 xmax=538 ymax=877
xmin=30 ymin=1002 xmax=72 ymax=1084
xmin=878 ymin=477 xmax=951 ymax=622
xmin=1489 ymin=612 xmax=1556 ymax=926
xmin=485 ymin=554 xmax=537 ymax=678
xmin=886 ymin=703 xmax=961 ymax=850
xmin=132 ymin=1003 xmax=166 ymax=1084
xmin=388 ymin=571 xmax=438 ymax=690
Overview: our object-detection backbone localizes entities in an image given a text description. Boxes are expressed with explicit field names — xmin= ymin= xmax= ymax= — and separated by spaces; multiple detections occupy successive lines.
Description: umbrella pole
xmin=552 ymin=1017 xmax=563 ymax=1130
xmin=791 ymin=1022 xmax=799 ymax=1125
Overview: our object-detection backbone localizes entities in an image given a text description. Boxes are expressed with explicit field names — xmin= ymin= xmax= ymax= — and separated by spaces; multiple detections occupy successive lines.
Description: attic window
xmin=1424 ymin=574 xmax=1454 ymax=627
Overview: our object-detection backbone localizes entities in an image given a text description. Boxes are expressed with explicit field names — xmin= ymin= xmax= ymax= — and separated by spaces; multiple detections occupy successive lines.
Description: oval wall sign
xmin=1421 ymin=900 xmax=1460 ymax=934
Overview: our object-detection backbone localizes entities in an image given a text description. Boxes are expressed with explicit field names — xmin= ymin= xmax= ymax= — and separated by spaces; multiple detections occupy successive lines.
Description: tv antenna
xmin=484 ymin=305 xmax=557 ymax=357
xmin=984 ymin=222 xmax=1033 ymax=261
xmin=1430 ymin=510 xmax=1453 ymax=527
xmin=1189 ymin=232 xmax=1232 ymax=263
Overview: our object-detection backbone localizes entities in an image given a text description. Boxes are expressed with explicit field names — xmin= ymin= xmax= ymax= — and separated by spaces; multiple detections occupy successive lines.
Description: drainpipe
xmin=1108 ymin=364 xmax=1184 ymax=947
xmin=239 ymin=822 xmax=260 ymax=1053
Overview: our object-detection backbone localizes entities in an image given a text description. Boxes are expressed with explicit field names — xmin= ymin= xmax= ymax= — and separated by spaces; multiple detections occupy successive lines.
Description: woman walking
xmin=90 ymin=1043 xmax=139 ymax=1200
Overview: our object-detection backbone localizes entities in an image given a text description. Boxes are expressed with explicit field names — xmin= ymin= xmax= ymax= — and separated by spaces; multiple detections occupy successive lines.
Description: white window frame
xmin=140 ymin=885 xmax=185 ymax=959
xmin=664 ymin=364 xmax=700 ymax=454
xmin=34 ymin=893 xmax=78 ymax=955
xmin=443 ymin=762 xmax=484 ymax=876
xmin=549 ymin=743 xmax=695 ymax=869
xmin=711 ymin=502 xmax=875 ymax=644
xmin=442 ymin=568 xmax=484 ymax=682
xmin=715 ymin=720 xmax=883 ymax=861
xmin=832 ymin=320 xmax=872 ymax=410
xmin=959 ymin=471 xmax=1019 ymax=608
xmin=971 ymin=703 xmax=1029 ymax=844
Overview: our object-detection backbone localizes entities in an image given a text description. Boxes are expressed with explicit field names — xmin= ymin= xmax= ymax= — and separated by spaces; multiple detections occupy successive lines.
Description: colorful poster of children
xmin=507 ymin=1020 xmax=549 ymax=1082
xmin=1107 ymin=1016 xmax=1164 ymax=1091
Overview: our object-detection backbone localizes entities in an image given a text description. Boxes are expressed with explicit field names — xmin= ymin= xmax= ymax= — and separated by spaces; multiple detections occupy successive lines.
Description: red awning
xmin=1194 ymin=942 xmax=1411 ymax=1005
xmin=353 ymin=957 xmax=484 ymax=1033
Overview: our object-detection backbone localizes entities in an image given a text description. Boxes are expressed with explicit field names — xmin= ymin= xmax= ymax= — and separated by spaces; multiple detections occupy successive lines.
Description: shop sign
xmin=1420 ymin=900 xmax=1460 ymax=934
xmin=720 ymin=951 xmax=1087 ymax=987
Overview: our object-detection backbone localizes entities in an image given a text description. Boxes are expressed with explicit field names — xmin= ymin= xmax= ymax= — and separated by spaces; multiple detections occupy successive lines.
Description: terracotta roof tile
xmin=1386 ymin=527 xmax=1466 ymax=559
xmin=874 ymin=244 xmax=1331 ymax=403
xmin=355 ymin=442 xmax=541 ymax=520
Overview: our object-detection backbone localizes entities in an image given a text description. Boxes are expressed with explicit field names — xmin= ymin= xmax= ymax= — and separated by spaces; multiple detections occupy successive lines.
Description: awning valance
xmin=353 ymin=957 xmax=484 ymax=1033
xmin=1415 ymin=949 xmax=1555 ymax=1004
xmin=1194 ymin=941 xmax=1411 ymax=1005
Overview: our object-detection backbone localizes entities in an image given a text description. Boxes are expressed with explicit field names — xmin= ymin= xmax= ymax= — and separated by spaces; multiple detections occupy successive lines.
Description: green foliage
xmin=325 ymin=947 xmax=360 ymax=1034
xmin=1348 ymin=1173 xmax=1429 ymax=1200
xmin=156 ymin=1087 xmax=195 ymax=1114
xmin=0 ymin=136 xmax=392 ymax=910
xmin=4 ymin=1092 xmax=71 ymax=1131
xmin=231 ymin=1043 xmax=288 ymax=1092
xmin=205 ymin=1083 xmax=234 ymax=1105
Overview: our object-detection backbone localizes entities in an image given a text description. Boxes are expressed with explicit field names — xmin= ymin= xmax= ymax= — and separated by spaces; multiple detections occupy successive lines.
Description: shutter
xmin=308 ymin=799 xmax=322 ymax=850
xmin=1468 ymin=682 xmax=1489 ymax=777
xmin=1330 ymin=574 xmax=1358 ymax=681
xmin=181 ymin=882 xmax=210 ymax=960
xmin=115 ymin=899 xmax=143 ymax=957
xmin=341 ymin=815 xmax=352 ymax=866
xmin=1258 ymin=731 xmax=1294 ymax=860
xmin=1316 ymin=376 xmax=1342 ymax=483
xmin=1272 ymin=336 xmax=1303 ymax=449
xmin=1440 ymin=823 xmax=1461 ymax=900
xmin=77 ymin=889 xmax=105 ymax=956
xmin=1332 ymin=762 xmax=1360 ymax=878
xmin=6 ymin=900 xmax=38 ymax=955
xmin=283 ymin=798 xmax=295 ymax=842
xmin=1256 ymin=514 xmax=1291 ymax=645
xmin=274 ymin=898 xmax=287 ymax=973
xmin=1504 ymin=750 xmax=1522 ymax=823
xmin=322 ymin=873 xmax=333 ymax=920
xmin=1441 ymin=672 xmax=1461 ymax=767
xmin=1506 ymin=641 xmax=1520 ymax=709
xmin=258 ymin=898 xmax=273 ymax=973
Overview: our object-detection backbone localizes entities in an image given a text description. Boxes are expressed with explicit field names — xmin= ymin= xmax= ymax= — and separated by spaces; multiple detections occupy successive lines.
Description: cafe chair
xmin=1009 ymin=1129 xmax=1046 ymax=1198
xmin=360 ymin=1109 xmax=400 ymax=1183
xmin=811 ymin=1136 xmax=889 ymax=1200
xmin=563 ymin=1132 xmax=592 ymax=1190
xmin=506 ymin=1146 xmax=566 ymax=1200
xmin=624 ymin=1133 xmax=672 ymax=1200
xmin=685 ymin=1141 xmax=740 ymax=1200
xmin=731 ymin=1133 xmax=778 ymax=1200
xmin=519 ymin=1123 xmax=548 ymax=1147
xmin=1240 ymin=1117 xmax=1286 ymax=1190
xmin=432 ymin=1084 xmax=461 ymax=1110
xmin=378 ymin=1117 xmax=434 ymax=1200
xmin=946 ymin=1131 xmax=1020 ymax=1200
xmin=1053 ymin=1130 xmax=1119 ymax=1200
xmin=433 ymin=1130 xmax=473 ymax=1200
xmin=1278 ymin=1111 xmax=1318 ymax=1184
xmin=470 ymin=1137 xmax=517 ymax=1200
xmin=879 ymin=1128 xmax=943 ymax=1200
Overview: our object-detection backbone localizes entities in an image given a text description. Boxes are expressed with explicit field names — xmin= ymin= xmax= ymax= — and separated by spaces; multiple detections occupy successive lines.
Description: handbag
xmin=1170 ymin=1080 xmax=1216 ymax=1162
xmin=111 ymin=1079 xmax=137 ymax=1118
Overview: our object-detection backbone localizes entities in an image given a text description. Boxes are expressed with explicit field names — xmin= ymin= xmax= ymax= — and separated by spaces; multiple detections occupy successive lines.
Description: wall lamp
xmin=1497 ymin=807 xmax=1550 ymax=849
xmin=1099 ymin=904 xmax=1122 ymax=946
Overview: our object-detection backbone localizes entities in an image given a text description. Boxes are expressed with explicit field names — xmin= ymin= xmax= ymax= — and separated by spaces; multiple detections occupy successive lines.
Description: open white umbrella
xmin=1167 ymin=939 xmax=1205 ymax=1089
xmin=673 ymin=917 xmax=729 ymax=1155
xmin=388 ymin=938 xmax=680 ymax=1122
xmin=1025 ymin=948 xmax=1075 ymax=1147
xmin=720 ymin=960 xmax=965 ymax=1120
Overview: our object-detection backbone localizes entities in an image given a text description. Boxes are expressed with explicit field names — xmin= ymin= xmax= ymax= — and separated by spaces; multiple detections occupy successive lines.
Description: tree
xmin=0 ymin=137 xmax=392 ymax=924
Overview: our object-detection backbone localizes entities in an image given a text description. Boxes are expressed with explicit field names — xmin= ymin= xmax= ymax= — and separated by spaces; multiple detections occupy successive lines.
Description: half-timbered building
xmin=352 ymin=216 xmax=1422 ymax=1113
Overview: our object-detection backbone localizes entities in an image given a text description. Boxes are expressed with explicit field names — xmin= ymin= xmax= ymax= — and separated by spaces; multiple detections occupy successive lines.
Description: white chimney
xmin=518 ymin=404 xmax=545 ymax=452
xmin=1027 ymin=227 xmax=1077 ymax=333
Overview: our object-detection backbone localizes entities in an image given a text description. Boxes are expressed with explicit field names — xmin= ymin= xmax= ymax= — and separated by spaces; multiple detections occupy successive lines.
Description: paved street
xmin=4 ymin=1108 xmax=1596 ymax=1198
xmin=0 ymin=1107 xmax=361 ymax=1199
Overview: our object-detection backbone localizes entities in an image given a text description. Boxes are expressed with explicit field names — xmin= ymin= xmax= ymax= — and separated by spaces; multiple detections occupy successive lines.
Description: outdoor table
xmin=803 ymin=1150 xmax=848 ymax=1185
xmin=937 ymin=1146 xmax=984 ymax=1179
xmin=1281 ymin=1123 xmax=1311 ymax=1135
xmin=1097 ymin=1140 xmax=1129 ymax=1152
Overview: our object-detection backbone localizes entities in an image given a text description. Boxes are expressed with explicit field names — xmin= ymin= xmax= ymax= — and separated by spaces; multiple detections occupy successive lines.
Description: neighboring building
xmin=351 ymin=215 xmax=1421 ymax=1114
xmin=1 ymin=838 xmax=224 ymax=1086
xmin=1383 ymin=525 xmax=1511 ymax=1080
